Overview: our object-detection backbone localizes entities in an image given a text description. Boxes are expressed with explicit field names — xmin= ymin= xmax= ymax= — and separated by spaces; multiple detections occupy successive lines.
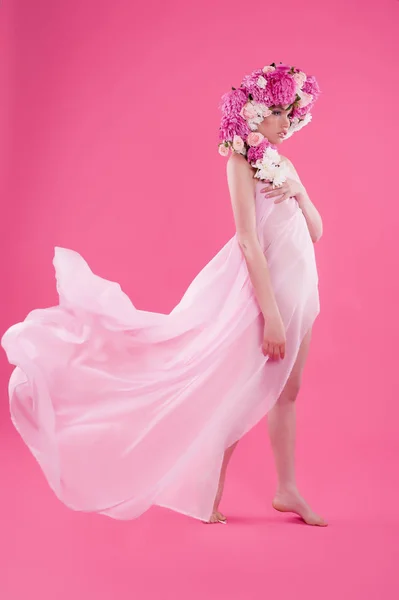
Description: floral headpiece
xmin=218 ymin=62 xmax=321 ymax=185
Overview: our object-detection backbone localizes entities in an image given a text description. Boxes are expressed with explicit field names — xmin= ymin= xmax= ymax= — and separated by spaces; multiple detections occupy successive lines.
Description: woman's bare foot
xmin=202 ymin=440 xmax=238 ymax=525
xmin=272 ymin=488 xmax=327 ymax=526
xmin=202 ymin=510 xmax=227 ymax=524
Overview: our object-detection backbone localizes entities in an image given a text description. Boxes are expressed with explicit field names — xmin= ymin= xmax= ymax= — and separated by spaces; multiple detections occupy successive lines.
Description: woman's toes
xmin=202 ymin=511 xmax=227 ymax=524
xmin=202 ymin=513 xmax=219 ymax=524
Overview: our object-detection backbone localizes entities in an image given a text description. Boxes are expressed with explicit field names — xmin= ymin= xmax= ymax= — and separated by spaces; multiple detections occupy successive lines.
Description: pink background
xmin=1 ymin=0 xmax=398 ymax=598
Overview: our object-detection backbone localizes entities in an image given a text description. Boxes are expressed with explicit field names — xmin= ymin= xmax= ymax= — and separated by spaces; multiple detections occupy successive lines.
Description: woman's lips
xmin=278 ymin=132 xmax=287 ymax=138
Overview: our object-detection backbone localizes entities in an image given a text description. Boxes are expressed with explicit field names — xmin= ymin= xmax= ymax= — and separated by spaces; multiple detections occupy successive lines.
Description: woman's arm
xmin=226 ymin=153 xmax=281 ymax=319
xmin=284 ymin=158 xmax=323 ymax=243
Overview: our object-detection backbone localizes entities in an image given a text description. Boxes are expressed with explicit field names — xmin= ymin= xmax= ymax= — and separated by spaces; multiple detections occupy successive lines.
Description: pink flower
xmin=262 ymin=65 xmax=276 ymax=74
xmin=239 ymin=102 xmax=257 ymax=120
xmin=247 ymin=138 xmax=271 ymax=163
xmin=297 ymin=91 xmax=313 ymax=108
xmin=290 ymin=104 xmax=311 ymax=120
xmin=293 ymin=71 xmax=306 ymax=90
xmin=241 ymin=69 xmax=270 ymax=103
xmin=218 ymin=144 xmax=229 ymax=157
xmin=219 ymin=114 xmax=250 ymax=143
xmin=267 ymin=71 xmax=297 ymax=106
xmin=302 ymin=75 xmax=321 ymax=100
xmin=247 ymin=132 xmax=264 ymax=147
xmin=275 ymin=63 xmax=291 ymax=73
xmin=218 ymin=88 xmax=248 ymax=117
xmin=232 ymin=135 xmax=244 ymax=152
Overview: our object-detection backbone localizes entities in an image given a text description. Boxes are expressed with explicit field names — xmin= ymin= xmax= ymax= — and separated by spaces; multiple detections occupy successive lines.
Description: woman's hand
xmin=260 ymin=177 xmax=305 ymax=204
xmin=262 ymin=313 xmax=286 ymax=360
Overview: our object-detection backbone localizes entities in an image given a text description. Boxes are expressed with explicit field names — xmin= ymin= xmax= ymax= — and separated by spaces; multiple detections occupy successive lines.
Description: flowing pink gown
xmin=1 ymin=167 xmax=320 ymax=522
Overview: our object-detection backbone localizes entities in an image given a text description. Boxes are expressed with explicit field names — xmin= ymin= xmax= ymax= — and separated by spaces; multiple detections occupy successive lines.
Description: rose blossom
xmin=218 ymin=144 xmax=229 ymax=157
xmin=262 ymin=65 xmax=276 ymax=74
xmin=239 ymin=102 xmax=257 ymax=120
xmin=247 ymin=132 xmax=264 ymax=147
xmin=247 ymin=138 xmax=270 ymax=163
xmin=293 ymin=71 xmax=307 ymax=90
xmin=232 ymin=135 xmax=245 ymax=153
xmin=297 ymin=91 xmax=313 ymax=108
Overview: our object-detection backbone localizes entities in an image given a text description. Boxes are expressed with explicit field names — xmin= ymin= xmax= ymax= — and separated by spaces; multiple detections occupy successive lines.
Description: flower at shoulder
xmin=253 ymin=146 xmax=289 ymax=186
xmin=232 ymin=135 xmax=246 ymax=154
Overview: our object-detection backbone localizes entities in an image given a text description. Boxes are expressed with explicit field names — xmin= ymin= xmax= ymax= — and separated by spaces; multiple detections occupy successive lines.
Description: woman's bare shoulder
xmin=227 ymin=153 xmax=257 ymax=185
xmin=279 ymin=154 xmax=300 ymax=178
xmin=227 ymin=152 xmax=251 ymax=170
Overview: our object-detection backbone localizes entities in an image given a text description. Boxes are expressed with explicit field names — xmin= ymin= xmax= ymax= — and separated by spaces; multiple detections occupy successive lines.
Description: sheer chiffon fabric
xmin=1 ymin=168 xmax=320 ymax=521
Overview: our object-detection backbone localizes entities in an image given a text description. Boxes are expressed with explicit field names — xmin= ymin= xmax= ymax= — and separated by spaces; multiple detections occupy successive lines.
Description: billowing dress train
xmin=1 ymin=167 xmax=320 ymax=522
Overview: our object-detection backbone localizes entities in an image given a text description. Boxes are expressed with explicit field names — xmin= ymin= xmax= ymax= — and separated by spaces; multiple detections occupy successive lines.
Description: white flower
xmin=247 ymin=110 xmax=265 ymax=130
xmin=252 ymin=145 xmax=289 ymax=185
xmin=256 ymin=76 xmax=267 ymax=89
xmin=255 ymin=102 xmax=272 ymax=118
xmin=262 ymin=65 xmax=276 ymax=74
xmin=284 ymin=112 xmax=312 ymax=140
xmin=259 ymin=168 xmax=275 ymax=181
xmin=263 ymin=146 xmax=280 ymax=164
xmin=273 ymin=164 xmax=289 ymax=186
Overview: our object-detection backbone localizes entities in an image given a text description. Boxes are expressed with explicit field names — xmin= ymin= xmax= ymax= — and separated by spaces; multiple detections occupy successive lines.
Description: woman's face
xmin=257 ymin=105 xmax=292 ymax=146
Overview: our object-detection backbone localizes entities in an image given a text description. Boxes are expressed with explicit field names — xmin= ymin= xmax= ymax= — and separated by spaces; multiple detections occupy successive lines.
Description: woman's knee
xmin=278 ymin=376 xmax=302 ymax=403
xmin=276 ymin=327 xmax=312 ymax=405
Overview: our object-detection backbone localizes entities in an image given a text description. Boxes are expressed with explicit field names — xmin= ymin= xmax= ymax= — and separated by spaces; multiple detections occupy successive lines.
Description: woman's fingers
xmin=263 ymin=341 xmax=285 ymax=360
xmin=260 ymin=183 xmax=272 ymax=193
xmin=264 ymin=186 xmax=287 ymax=198
xmin=262 ymin=342 xmax=285 ymax=360
xmin=274 ymin=192 xmax=290 ymax=204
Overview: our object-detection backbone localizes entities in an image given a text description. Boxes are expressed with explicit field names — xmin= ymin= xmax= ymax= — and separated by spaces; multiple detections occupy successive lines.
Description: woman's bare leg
xmin=204 ymin=440 xmax=239 ymax=523
xmin=267 ymin=327 xmax=327 ymax=526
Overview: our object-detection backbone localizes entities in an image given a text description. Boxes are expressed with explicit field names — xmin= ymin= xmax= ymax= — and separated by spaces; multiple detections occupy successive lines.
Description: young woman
xmin=1 ymin=62 xmax=326 ymax=527
xmin=210 ymin=67 xmax=325 ymax=524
